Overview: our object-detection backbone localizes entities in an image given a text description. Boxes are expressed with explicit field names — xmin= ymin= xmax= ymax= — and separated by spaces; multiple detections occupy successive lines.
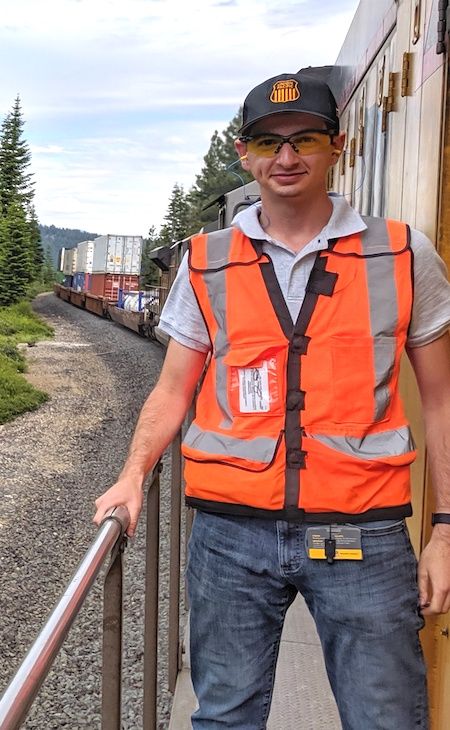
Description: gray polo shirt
xmin=159 ymin=195 xmax=450 ymax=352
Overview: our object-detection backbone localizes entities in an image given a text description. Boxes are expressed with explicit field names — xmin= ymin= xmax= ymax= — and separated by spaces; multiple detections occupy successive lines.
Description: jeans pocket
xmin=350 ymin=518 xmax=406 ymax=537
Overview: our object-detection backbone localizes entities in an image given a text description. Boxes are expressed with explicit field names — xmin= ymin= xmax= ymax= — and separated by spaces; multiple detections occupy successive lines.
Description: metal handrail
xmin=0 ymin=505 xmax=130 ymax=730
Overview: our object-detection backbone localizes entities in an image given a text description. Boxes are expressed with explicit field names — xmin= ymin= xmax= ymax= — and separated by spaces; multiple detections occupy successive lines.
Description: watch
xmin=431 ymin=513 xmax=450 ymax=526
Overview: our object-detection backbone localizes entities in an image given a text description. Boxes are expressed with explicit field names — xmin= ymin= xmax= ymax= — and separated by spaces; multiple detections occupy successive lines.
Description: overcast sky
xmin=1 ymin=0 xmax=360 ymax=236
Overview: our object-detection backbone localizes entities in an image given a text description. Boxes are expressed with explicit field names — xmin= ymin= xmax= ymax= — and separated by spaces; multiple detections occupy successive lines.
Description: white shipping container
xmin=62 ymin=247 xmax=78 ymax=275
xmin=123 ymin=236 xmax=143 ymax=274
xmin=92 ymin=234 xmax=143 ymax=274
xmin=92 ymin=235 xmax=121 ymax=274
xmin=76 ymin=240 xmax=94 ymax=273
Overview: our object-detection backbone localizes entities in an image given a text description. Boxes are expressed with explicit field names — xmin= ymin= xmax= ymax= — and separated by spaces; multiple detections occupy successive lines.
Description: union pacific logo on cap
xmin=270 ymin=79 xmax=300 ymax=104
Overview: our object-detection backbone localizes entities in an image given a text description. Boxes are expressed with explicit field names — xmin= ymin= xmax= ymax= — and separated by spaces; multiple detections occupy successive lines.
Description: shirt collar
xmin=232 ymin=193 xmax=367 ymax=245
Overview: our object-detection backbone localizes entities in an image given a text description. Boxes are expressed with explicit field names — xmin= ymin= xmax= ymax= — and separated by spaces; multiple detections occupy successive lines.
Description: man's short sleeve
xmin=158 ymin=252 xmax=212 ymax=352
xmin=407 ymin=229 xmax=450 ymax=347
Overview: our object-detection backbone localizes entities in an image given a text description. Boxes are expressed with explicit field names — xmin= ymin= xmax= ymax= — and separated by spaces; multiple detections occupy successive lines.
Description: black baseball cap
xmin=239 ymin=72 xmax=339 ymax=135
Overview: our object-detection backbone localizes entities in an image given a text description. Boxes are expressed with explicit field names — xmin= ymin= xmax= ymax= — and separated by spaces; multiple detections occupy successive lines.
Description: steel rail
xmin=0 ymin=505 xmax=130 ymax=730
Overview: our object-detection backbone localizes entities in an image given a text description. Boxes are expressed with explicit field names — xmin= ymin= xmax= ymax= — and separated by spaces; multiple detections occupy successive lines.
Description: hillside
xmin=39 ymin=224 xmax=100 ymax=266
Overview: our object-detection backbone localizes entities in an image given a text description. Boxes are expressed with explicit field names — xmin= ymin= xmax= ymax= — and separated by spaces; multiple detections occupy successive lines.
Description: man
xmin=94 ymin=72 xmax=450 ymax=729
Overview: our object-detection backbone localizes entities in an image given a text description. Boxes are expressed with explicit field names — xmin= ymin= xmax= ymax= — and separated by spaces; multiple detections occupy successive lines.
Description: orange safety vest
xmin=182 ymin=218 xmax=416 ymax=522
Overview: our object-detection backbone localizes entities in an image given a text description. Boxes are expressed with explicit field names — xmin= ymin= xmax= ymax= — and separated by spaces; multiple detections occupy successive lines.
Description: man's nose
xmin=276 ymin=141 xmax=300 ymax=165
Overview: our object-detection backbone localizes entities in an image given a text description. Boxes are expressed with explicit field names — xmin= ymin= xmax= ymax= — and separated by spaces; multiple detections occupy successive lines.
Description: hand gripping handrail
xmin=0 ymin=505 xmax=130 ymax=730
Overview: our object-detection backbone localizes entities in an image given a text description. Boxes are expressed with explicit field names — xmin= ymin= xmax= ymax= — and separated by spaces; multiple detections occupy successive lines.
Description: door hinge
xmin=382 ymin=73 xmax=396 ymax=133
xmin=387 ymin=72 xmax=396 ymax=112
xmin=327 ymin=166 xmax=335 ymax=190
xmin=349 ymin=137 xmax=356 ymax=168
xmin=340 ymin=146 xmax=346 ymax=175
xmin=436 ymin=0 xmax=449 ymax=54
xmin=401 ymin=52 xmax=412 ymax=97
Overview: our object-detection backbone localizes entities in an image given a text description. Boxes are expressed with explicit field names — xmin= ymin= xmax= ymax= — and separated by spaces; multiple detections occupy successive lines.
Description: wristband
xmin=431 ymin=513 xmax=450 ymax=526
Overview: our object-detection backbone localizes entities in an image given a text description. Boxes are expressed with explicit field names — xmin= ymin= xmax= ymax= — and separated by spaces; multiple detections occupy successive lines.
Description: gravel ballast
xmin=0 ymin=292 xmax=182 ymax=729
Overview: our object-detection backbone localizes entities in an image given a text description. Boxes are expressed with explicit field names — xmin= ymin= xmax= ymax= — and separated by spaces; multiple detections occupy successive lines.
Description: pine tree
xmin=0 ymin=96 xmax=35 ymax=216
xmin=0 ymin=201 xmax=33 ymax=304
xmin=141 ymin=225 xmax=163 ymax=287
xmin=159 ymin=183 xmax=191 ymax=244
xmin=41 ymin=246 xmax=56 ymax=286
xmin=0 ymin=97 xmax=46 ymax=298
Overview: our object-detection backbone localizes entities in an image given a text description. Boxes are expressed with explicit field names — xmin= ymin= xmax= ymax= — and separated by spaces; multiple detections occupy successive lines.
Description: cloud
xmin=30 ymin=144 xmax=65 ymax=155
xmin=263 ymin=0 xmax=361 ymax=27
xmin=32 ymin=118 xmax=230 ymax=234
xmin=1 ymin=0 xmax=361 ymax=232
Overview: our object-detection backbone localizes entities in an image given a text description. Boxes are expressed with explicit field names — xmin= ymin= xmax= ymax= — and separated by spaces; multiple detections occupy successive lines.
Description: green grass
xmin=0 ymin=301 xmax=53 ymax=424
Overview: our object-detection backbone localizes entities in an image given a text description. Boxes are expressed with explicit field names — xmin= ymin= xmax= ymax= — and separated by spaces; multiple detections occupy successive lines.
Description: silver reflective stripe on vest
xmin=206 ymin=228 xmax=235 ymax=269
xmin=204 ymin=229 xmax=235 ymax=429
xmin=184 ymin=422 xmax=278 ymax=462
xmin=310 ymin=425 xmax=415 ymax=460
xmin=361 ymin=218 xmax=399 ymax=421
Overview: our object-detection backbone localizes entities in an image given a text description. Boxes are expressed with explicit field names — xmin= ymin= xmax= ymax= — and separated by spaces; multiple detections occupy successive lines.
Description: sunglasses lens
xmin=246 ymin=135 xmax=281 ymax=157
xmin=291 ymin=132 xmax=331 ymax=155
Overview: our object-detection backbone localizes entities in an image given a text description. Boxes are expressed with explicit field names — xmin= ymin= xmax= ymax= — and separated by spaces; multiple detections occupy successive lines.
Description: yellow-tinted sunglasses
xmin=239 ymin=129 xmax=334 ymax=157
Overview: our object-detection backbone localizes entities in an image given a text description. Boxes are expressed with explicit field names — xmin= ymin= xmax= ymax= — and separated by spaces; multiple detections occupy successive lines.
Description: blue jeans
xmin=186 ymin=512 xmax=428 ymax=729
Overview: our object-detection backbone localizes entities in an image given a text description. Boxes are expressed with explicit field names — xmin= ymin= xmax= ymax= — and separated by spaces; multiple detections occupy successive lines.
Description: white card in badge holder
xmin=238 ymin=362 xmax=270 ymax=413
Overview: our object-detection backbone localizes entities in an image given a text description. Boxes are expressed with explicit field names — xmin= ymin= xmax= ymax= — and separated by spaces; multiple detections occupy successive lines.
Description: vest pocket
xmin=331 ymin=335 xmax=396 ymax=424
xmin=223 ymin=344 xmax=287 ymax=417
xmin=182 ymin=423 xmax=283 ymax=471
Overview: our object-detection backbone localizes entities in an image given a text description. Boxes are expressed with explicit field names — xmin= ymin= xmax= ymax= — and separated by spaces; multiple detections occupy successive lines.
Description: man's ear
xmin=332 ymin=132 xmax=346 ymax=154
xmin=235 ymin=138 xmax=250 ymax=170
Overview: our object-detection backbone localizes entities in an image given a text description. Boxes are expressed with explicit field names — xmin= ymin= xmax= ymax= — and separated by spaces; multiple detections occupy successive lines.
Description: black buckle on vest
xmin=290 ymin=335 xmax=310 ymax=355
xmin=306 ymin=268 xmax=338 ymax=297
xmin=286 ymin=449 xmax=307 ymax=469
xmin=287 ymin=390 xmax=305 ymax=411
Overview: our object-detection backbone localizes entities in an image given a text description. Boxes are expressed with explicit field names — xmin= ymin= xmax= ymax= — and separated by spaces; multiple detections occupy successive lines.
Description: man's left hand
xmin=418 ymin=526 xmax=450 ymax=615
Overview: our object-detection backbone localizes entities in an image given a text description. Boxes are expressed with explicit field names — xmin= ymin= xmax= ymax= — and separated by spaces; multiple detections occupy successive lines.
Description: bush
xmin=26 ymin=281 xmax=58 ymax=299
xmin=0 ymin=353 xmax=48 ymax=424
xmin=0 ymin=301 xmax=53 ymax=344
xmin=0 ymin=340 xmax=27 ymax=371
xmin=0 ymin=300 xmax=53 ymax=423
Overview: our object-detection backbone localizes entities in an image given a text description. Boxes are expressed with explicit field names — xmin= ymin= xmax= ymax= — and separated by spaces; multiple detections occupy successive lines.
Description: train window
xmin=232 ymin=201 xmax=260 ymax=220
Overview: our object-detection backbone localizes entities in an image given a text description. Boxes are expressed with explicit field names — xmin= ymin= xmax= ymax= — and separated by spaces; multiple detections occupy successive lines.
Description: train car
xmin=324 ymin=2 xmax=450 ymax=726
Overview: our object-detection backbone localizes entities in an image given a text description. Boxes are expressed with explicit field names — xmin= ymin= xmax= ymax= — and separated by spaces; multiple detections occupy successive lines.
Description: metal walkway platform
xmin=169 ymin=595 xmax=342 ymax=729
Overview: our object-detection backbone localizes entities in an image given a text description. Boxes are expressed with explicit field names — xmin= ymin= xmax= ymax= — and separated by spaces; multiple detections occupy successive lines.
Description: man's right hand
xmin=93 ymin=479 xmax=144 ymax=537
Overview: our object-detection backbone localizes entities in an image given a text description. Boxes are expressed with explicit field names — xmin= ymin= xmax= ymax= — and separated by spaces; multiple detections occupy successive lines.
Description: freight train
xmin=54 ymin=186 xmax=260 ymax=340
xmin=54 ymin=0 xmax=450 ymax=726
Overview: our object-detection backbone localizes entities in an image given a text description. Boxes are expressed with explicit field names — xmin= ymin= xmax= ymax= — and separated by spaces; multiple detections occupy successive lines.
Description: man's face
xmin=235 ymin=113 xmax=345 ymax=201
